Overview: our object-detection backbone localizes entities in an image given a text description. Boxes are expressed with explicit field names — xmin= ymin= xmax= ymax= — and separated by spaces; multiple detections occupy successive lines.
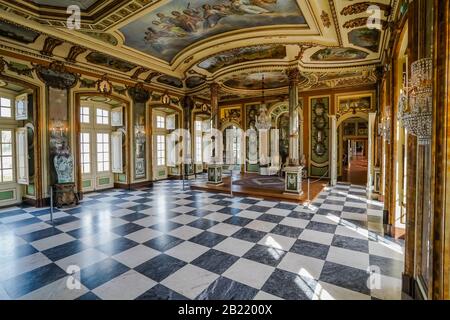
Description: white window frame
xmin=80 ymin=132 xmax=91 ymax=174
xmin=15 ymin=127 xmax=28 ymax=185
xmin=0 ymin=96 xmax=13 ymax=119
xmin=96 ymin=132 xmax=110 ymax=173
xmin=96 ymin=108 xmax=109 ymax=125
xmin=156 ymin=134 xmax=166 ymax=166
xmin=111 ymin=131 xmax=123 ymax=173
xmin=80 ymin=106 xmax=90 ymax=124
xmin=156 ymin=115 xmax=165 ymax=129
xmin=0 ymin=129 xmax=14 ymax=183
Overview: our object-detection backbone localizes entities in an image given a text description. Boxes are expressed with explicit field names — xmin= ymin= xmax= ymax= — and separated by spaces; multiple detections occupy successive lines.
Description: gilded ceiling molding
xmin=296 ymin=43 xmax=321 ymax=60
xmin=144 ymin=71 xmax=162 ymax=83
xmin=66 ymin=46 xmax=87 ymax=63
xmin=340 ymin=2 xmax=392 ymax=17
xmin=40 ymin=37 xmax=64 ymax=57
xmin=131 ymin=67 xmax=149 ymax=80
xmin=343 ymin=18 xmax=388 ymax=30
xmin=327 ymin=0 xmax=343 ymax=46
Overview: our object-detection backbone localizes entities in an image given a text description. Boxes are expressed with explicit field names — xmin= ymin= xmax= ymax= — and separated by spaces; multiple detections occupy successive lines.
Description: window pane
xmin=1 ymin=131 xmax=11 ymax=143
xmin=2 ymin=169 xmax=13 ymax=182
xmin=1 ymin=98 xmax=11 ymax=107
xmin=2 ymin=143 xmax=12 ymax=156
xmin=2 ymin=156 xmax=13 ymax=169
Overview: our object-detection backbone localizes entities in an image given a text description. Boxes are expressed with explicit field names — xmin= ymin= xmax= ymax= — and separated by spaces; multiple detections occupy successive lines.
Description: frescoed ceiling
xmin=0 ymin=0 xmax=400 ymax=96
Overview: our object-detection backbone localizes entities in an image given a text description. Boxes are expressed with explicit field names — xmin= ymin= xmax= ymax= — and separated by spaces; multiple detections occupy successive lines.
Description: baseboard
xmin=23 ymin=197 xmax=50 ymax=208
xmin=402 ymin=274 xmax=425 ymax=300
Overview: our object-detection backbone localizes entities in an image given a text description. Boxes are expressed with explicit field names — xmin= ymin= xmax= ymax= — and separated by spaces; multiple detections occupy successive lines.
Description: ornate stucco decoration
xmin=341 ymin=2 xmax=392 ymax=16
xmin=321 ymin=11 xmax=331 ymax=28
xmin=343 ymin=18 xmax=388 ymax=30
xmin=34 ymin=61 xmax=79 ymax=89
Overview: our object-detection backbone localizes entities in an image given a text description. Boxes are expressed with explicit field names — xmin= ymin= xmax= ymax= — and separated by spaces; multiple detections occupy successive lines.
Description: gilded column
xmin=207 ymin=83 xmax=222 ymax=184
xmin=284 ymin=68 xmax=303 ymax=194
xmin=287 ymin=68 xmax=300 ymax=165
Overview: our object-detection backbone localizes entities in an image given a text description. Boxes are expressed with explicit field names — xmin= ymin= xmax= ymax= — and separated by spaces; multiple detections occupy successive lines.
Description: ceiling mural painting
xmin=119 ymin=0 xmax=306 ymax=62
xmin=186 ymin=76 xmax=206 ymax=88
xmin=85 ymin=52 xmax=137 ymax=73
xmin=157 ymin=75 xmax=184 ymax=88
xmin=0 ymin=20 xmax=40 ymax=44
xmin=310 ymin=47 xmax=369 ymax=61
xmin=197 ymin=44 xmax=287 ymax=73
xmin=348 ymin=27 xmax=381 ymax=53
xmin=223 ymin=71 xmax=289 ymax=91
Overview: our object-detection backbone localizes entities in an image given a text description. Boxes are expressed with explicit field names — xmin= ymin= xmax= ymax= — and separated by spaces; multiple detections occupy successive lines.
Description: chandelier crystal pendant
xmin=399 ymin=58 xmax=433 ymax=145
xmin=255 ymin=74 xmax=272 ymax=131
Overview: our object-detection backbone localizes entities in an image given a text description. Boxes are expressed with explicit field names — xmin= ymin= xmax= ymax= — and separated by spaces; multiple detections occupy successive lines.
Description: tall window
xmin=96 ymin=108 xmax=109 ymax=125
xmin=96 ymin=133 xmax=110 ymax=172
xmin=157 ymin=135 xmax=165 ymax=166
xmin=156 ymin=115 xmax=165 ymax=129
xmin=0 ymin=97 xmax=12 ymax=118
xmin=80 ymin=133 xmax=91 ymax=174
xmin=80 ymin=106 xmax=90 ymax=124
xmin=0 ymin=130 xmax=13 ymax=182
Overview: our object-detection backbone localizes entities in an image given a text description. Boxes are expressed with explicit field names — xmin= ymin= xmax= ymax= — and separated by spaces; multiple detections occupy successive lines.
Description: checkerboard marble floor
xmin=0 ymin=179 xmax=404 ymax=300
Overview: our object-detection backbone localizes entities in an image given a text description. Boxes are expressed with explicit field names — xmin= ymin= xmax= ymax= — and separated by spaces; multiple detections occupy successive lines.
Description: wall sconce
xmin=378 ymin=108 xmax=391 ymax=143
xmin=51 ymin=120 xmax=67 ymax=136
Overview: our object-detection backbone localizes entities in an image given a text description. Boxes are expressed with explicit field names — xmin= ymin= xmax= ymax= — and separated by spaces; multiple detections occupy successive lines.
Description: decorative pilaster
xmin=182 ymin=96 xmax=195 ymax=177
xmin=287 ymin=68 xmax=300 ymax=166
xmin=367 ymin=112 xmax=377 ymax=190
xmin=284 ymin=68 xmax=303 ymax=194
xmin=208 ymin=83 xmax=222 ymax=184
xmin=329 ymin=115 xmax=337 ymax=186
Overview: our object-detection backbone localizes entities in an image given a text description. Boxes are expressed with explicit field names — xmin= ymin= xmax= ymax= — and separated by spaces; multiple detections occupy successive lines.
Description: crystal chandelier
xmin=255 ymin=74 xmax=272 ymax=131
xmin=399 ymin=58 xmax=433 ymax=145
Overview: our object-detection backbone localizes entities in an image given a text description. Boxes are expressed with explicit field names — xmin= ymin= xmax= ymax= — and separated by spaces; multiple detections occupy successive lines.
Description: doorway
xmin=78 ymin=95 xmax=126 ymax=192
xmin=338 ymin=117 xmax=369 ymax=186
